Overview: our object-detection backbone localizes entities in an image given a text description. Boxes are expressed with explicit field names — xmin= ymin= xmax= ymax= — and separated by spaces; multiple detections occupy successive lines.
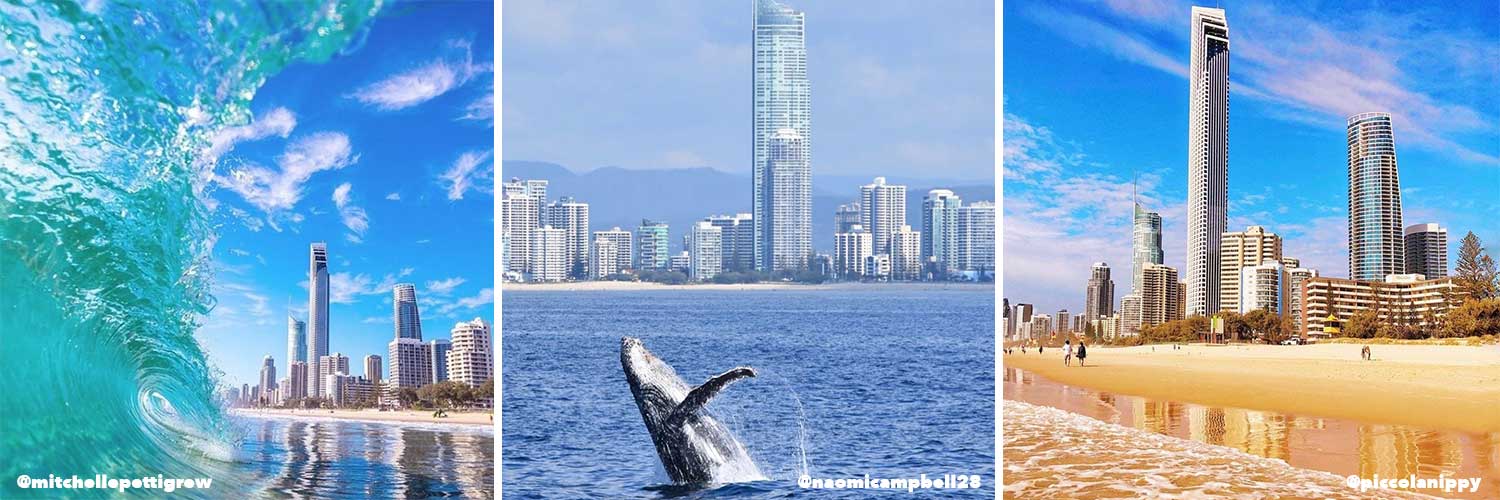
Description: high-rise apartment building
xmin=545 ymin=197 xmax=591 ymax=278
xmin=1186 ymin=6 xmax=1230 ymax=317
xmin=1056 ymin=310 xmax=1071 ymax=334
xmin=921 ymin=189 xmax=962 ymax=277
xmin=590 ymin=237 xmax=619 ymax=279
xmin=705 ymin=214 xmax=754 ymax=272
xmin=502 ymin=177 xmax=548 ymax=223
xmin=393 ymin=283 xmax=422 ymax=340
xmin=1404 ymin=223 xmax=1447 ymax=279
xmin=447 ymin=318 xmax=493 ymax=388
xmin=1132 ymin=204 xmax=1164 ymax=293
xmin=1085 ymin=262 xmax=1115 ymax=321
xmin=1286 ymin=267 xmax=1319 ymax=333
xmin=1347 ymin=112 xmax=1405 ymax=281
xmin=688 ymin=221 xmax=723 ymax=281
xmin=307 ymin=242 xmax=330 ymax=398
xmin=1301 ymin=275 xmax=1463 ymax=337
xmin=635 ymin=219 xmax=670 ymax=271
xmin=388 ymin=338 xmax=432 ymax=390
xmin=318 ymin=353 xmax=349 ymax=378
xmin=1220 ymin=226 xmax=1283 ymax=312
xmin=835 ymin=202 xmax=861 ymax=234
xmin=957 ymin=201 xmax=996 ymax=277
xmin=890 ymin=225 xmax=922 ymax=281
xmin=286 ymin=316 xmax=306 ymax=366
xmin=1238 ymin=259 xmax=1285 ymax=314
xmin=501 ymin=192 xmax=540 ymax=274
xmin=1141 ymin=263 xmax=1183 ymax=329
xmin=592 ymin=227 xmax=634 ymax=274
xmin=859 ymin=177 xmax=906 ymax=254
xmin=1121 ymin=294 xmax=1142 ymax=336
xmin=529 ymin=226 xmax=567 ymax=282
xmin=286 ymin=361 xmax=307 ymax=401
xmin=753 ymin=0 xmax=811 ymax=272
xmin=865 ymin=254 xmax=891 ymax=280
xmin=833 ymin=224 xmax=873 ymax=279
xmin=259 ymin=356 xmax=277 ymax=403
xmin=429 ymin=339 xmax=451 ymax=383
xmin=364 ymin=354 xmax=382 ymax=384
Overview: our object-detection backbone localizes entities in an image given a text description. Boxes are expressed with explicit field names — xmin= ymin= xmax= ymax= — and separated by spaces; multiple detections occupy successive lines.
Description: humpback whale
xmin=621 ymin=337 xmax=760 ymax=486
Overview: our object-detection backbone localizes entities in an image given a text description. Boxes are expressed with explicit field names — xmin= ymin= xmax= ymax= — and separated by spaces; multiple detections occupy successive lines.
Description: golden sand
xmin=1003 ymin=343 xmax=1500 ymax=434
xmin=236 ymin=408 xmax=494 ymax=426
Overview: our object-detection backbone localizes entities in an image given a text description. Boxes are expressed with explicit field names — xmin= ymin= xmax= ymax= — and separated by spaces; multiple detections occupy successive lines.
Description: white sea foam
xmin=1003 ymin=400 xmax=1439 ymax=499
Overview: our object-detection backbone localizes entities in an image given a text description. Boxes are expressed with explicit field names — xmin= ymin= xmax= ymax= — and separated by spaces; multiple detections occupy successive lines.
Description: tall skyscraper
xmin=705 ymin=214 xmax=754 ymax=272
xmin=286 ymin=361 xmax=307 ymax=401
xmin=956 ymin=201 xmax=995 ymax=276
xmin=635 ymin=219 xmax=670 ymax=271
xmin=1187 ymin=6 xmax=1230 ymax=317
xmin=307 ymin=242 xmax=330 ymax=398
xmin=259 ymin=355 xmax=277 ymax=403
xmin=1132 ymin=203 xmax=1164 ymax=294
xmin=1404 ymin=223 xmax=1448 ymax=279
xmin=393 ymin=283 xmax=422 ymax=340
xmin=890 ymin=225 xmax=922 ymax=281
xmin=835 ymin=202 xmax=861 ymax=234
xmin=502 ymin=177 xmax=548 ymax=226
xmin=501 ymin=191 xmax=540 ymax=274
xmin=364 ymin=354 xmax=382 ymax=384
xmin=1085 ymin=262 xmax=1115 ymax=321
xmin=921 ymin=189 xmax=963 ymax=277
xmin=688 ymin=221 xmax=723 ymax=281
xmin=388 ymin=338 xmax=432 ymax=390
xmin=1347 ymin=112 xmax=1405 ymax=281
xmin=760 ymin=129 xmax=812 ymax=271
xmin=546 ymin=197 xmax=591 ymax=278
xmin=1219 ymin=226 xmax=1283 ymax=313
xmin=753 ymin=0 xmax=810 ymax=272
xmin=529 ymin=226 xmax=567 ymax=282
xmin=286 ymin=315 xmax=306 ymax=365
xmin=446 ymin=318 xmax=493 ymax=388
xmin=833 ymin=224 xmax=873 ymax=279
xmin=1142 ymin=263 xmax=1183 ymax=329
xmin=429 ymin=339 xmax=451 ymax=383
xmin=859 ymin=177 xmax=907 ymax=255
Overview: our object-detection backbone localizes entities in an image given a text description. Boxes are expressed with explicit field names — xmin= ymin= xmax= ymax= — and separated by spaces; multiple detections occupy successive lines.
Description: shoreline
xmin=500 ymin=281 xmax=994 ymax=292
xmin=1002 ymin=343 xmax=1500 ymax=434
xmin=232 ymin=408 xmax=493 ymax=427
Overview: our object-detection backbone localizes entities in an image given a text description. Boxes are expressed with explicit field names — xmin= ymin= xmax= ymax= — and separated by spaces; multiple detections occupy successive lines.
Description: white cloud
xmin=228 ymin=248 xmax=250 ymax=257
xmin=438 ymin=288 xmax=493 ymax=314
xmin=458 ymin=82 xmax=494 ymax=125
xmin=425 ymin=277 xmax=466 ymax=295
xmin=440 ymin=150 xmax=494 ymax=200
xmin=214 ymin=132 xmax=357 ymax=213
xmin=332 ymin=182 xmax=369 ymax=243
xmin=199 ymin=107 xmax=296 ymax=166
xmin=350 ymin=39 xmax=491 ymax=112
xmin=361 ymin=316 xmax=386 ymax=324
xmin=325 ymin=268 xmax=416 ymax=304
xmin=385 ymin=192 xmax=401 ymax=201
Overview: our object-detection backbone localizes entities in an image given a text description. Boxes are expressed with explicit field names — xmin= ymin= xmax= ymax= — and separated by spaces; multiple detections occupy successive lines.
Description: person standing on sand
xmin=1361 ymin=345 xmax=1371 ymax=361
xmin=1064 ymin=339 xmax=1073 ymax=366
xmin=1077 ymin=341 xmax=1087 ymax=366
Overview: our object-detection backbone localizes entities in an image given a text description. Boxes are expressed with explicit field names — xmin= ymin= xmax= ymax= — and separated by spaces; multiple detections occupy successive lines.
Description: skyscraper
xmin=635 ymin=219 xmax=670 ymax=271
xmin=834 ymin=202 xmax=861 ymax=234
xmin=259 ymin=355 xmax=277 ymax=403
xmin=1056 ymin=310 xmax=1071 ymax=334
xmin=921 ymin=189 xmax=962 ymax=277
xmin=705 ymin=214 xmax=754 ymax=272
xmin=529 ymin=226 xmax=567 ymax=282
xmin=307 ymin=242 xmax=330 ymax=398
xmin=393 ymin=283 xmax=422 ymax=340
xmin=502 ymin=177 xmax=548 ymax=225
xmin=429 ymin=339 xmax=451 ymax=383
xmin=590 ymin=236 xmax=619 ymax=279
xmin=688 ymin=221 xmax=723 ymax=281
xmin=364 ymin=354 xmax=382 ymax=384
xmin=286 ymin=361 xmax=307 ymax=401
xmin=1347 ymin=112 xmax=1405 ymax=281
xmin=546 ymin=197 xmax=591 ymax=278
xmin=956 ymin=201 xmax=995 ymax=277
xmin=890 ymin=225 xmax=922 ymax=281
xmin=860 ymin=177 xmax=907 ymax=255
xmin=1132 ymin=203 xmax=1164 ymax=294
xmin=1187 ymin=6 xmax=1230 ymax=317
xmin=760 ymin=129 xmax=812 ymax=271
xmin=501 ymin=191 xmax=540 ymax=274
xmin=833 ymin=224 xmax=873 ymax=279
xmin=388 ymin=338 xmax=432 ymax=390
xmin=1404 ymin=223 xmax=1448 ymax=279
xmin=592 ymin=227 xmax=634 ymax=274
xmin=446 ymin=318 xmax=493 ymax=389
xmin=1219 ymin=226 xmax=1282 ymax=313
xmin=286 ymin=315 xmax=306 ymax=365
xmin=1142 ymin=263 xmax=1183 ymax=329
xmin=1085 ymin=262 xmax=1115 ymax=321
xmin=753 ymin=0 xmax=811 ymax=272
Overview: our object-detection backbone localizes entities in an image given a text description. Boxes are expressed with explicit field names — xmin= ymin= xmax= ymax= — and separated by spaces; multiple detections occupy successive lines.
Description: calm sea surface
xmin=503 ymin=288 xmax=996 ymax=498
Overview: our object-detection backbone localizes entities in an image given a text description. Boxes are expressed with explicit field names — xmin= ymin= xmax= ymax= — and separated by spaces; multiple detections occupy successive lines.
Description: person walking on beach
xmin=1361 ymin=345 xmax=1371 ymax=361
xmin=1064 ymin=339 xmax=1073 ymax=366
xmin=1076 ymin=341 xmax=1088 ymax=366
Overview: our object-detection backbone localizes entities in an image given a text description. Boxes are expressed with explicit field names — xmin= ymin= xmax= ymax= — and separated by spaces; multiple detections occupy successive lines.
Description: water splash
xmin=0 ymin=0 xmax=379 ymax=495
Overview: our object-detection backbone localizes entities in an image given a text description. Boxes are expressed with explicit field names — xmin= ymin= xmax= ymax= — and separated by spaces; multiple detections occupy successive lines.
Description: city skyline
xmin=196 ymin=2 xmax=496 ymax=387
xmin=1004 ymin=0 xmax=1499 ymax=314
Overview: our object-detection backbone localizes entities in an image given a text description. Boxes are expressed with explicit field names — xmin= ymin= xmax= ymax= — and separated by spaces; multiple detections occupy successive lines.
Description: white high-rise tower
xmin=753 ymin=0 xmax=811 ymax=272
xmin=307 ymin=242 xmax=330 ymax=397
xmin=1186 ymin=6 xmax=1229 ymax=316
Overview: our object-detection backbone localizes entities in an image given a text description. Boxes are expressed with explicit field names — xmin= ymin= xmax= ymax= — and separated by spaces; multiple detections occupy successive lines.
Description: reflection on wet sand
xmin=1004 ymin=367 xmax=1498 ymax=499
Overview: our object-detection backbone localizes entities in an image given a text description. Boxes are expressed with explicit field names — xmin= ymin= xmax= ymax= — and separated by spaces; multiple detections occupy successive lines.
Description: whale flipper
xmin=667 ymin=367 xmax=757 ymax=428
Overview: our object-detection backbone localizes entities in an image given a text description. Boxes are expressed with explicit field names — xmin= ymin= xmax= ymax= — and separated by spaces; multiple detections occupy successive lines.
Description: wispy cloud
xmin=332 ymin=182 xmax=369 ymax=243
xmin=350 ymin=39 xmax=491 ymax=112
xmin=437 ymin=287 xmax=493 ymax=315
xmin=199 ymin=107 xmax=297 ymax=166
xmin=439 ymin=150 xmax=494 ymax=200
xmin=385 ymin=192 xmax=401 ymax=201
xmin=214 ymin=132 xmax=358 ymax=214
xmin=313 ymin=267 xmax=416 ymax=304
xmin=425 ymin=277 xmax=466 ymax=296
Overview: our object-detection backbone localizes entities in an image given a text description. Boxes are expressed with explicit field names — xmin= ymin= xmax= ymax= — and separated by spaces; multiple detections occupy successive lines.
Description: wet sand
xmin=235 ymin=408 xmax=493 ymax=426
xmin=1003 ymin=343 xmax=1500 ymax=434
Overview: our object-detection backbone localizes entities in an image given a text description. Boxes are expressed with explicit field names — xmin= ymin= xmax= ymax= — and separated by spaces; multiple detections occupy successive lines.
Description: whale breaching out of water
xmin=621 ymin=337 xmax=761 ymax=485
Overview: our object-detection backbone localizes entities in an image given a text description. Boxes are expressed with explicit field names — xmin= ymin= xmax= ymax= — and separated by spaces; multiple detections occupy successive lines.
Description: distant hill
xmin=501 ymin=160 xmax=994 ymax=253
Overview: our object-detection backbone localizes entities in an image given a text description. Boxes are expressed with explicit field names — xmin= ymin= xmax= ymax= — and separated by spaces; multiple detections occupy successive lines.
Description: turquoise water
xmin=1 ymin=1 xmax=379 ymax=496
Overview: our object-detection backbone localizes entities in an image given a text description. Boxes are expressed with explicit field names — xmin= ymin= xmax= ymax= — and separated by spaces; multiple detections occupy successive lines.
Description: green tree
xmin=1454 ymin=232 xmax=1498 ymax=302
xmin=1343 ymin=309 xmax=1383 ymax=339
xmin=1442 ymin=298 xmax=1500 ymax=338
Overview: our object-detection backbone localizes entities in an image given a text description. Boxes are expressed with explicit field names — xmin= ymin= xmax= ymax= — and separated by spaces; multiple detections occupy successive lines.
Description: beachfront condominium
xmin=833 ymin=224 xmax=873 ymax=279
xmin=1015 ymin=303 xmax=1034 ymax=340
xmin=590 ymin=236 xmax=619 ymax=279
xmin=921 ymin=189 xmax=962 ymax=277
xmin=1405 ymin=223 xmax=1447 ymax=279
xmin=891 ymin=225 xmax=922 ymax=281
xmin=259 ymin=356 xmax=277 ymax=403
xmin=705 ymin=214 xmax=754 ymax=272
xmin=501 ymin=191 xmax=540 ymax=275
xmin=286 ymin=361 xmax=307 ymax=400
xmin=546 ymin=197 xmax=591 ymax=278
xmin=307 ymin=242 xmax=330 ymax=398
xmin=1132 ymin=203 xmax=1164 ymax=294
xmin=388 ymin=338 xmax=432 ymax=390
xmin=1186 ymin=6 xmax=1230 ymax=317
xmin=1301 ymin=274 xmax=1463 ymax=338
xmin=1141 ymin=263 xmax=1183 ymax=329
xmin=753 ymin=0 xmax=811 ymax=272
xmin=502 ymin=177 xmax=548 ymax=229
xmin=394 ymin=283 xmax=422 ymax=340
xmin=1238 ymin=259 xmax=1285 ymax=314
xmin=286 ymin=315 xmax=306 ymax=365
xmin=1056 ymin=310 xmax=1071 ymax=334
xmin=364 ymin=354 xmax=382 ymax=384
xmin=1031 ymin=314 xmax=1052 ymax=338
xmin=865 ymin=254 xmax=891 ymax=280
xmin=635 ymin=220 xmax=670 ymax=271
xmin=429 ymin=339 xmax=451 ymax=383
xmin=593 ymin=227 xmax=634 ymax=275
xmin=1121 ymin=294 xmax=1142 ymax=336
xmin=1220 ymin=226 xmax=1283 ymax=313
xmin=760 ymin=129 xmax=812 ymax=272
xmin=957 ymin=201 xmax=996 ymax=278
xmin=1085 ymin=262 xmax=1115 ymax=321
xmin=1286 ymin=266 xmax=1319 ymax=334
xmin=688 ymin=221 xmax=723 ymax=281
xmin=860 ymin=177 xmax=907 ymax=254
xmin=446 ymin=318 xmax=493 ymax=388
xmin=835 ymin=202 xmax=861 ymax=233
xmin=1347 ymin=112 xmax=1405 ymax=281
xmin=319 ymin=353 xmax=349 ymax=379
xmin=529 ymin=226 xmax=567 ymax=282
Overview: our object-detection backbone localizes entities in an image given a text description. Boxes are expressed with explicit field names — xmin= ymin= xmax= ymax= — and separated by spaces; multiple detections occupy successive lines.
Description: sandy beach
xmin=500 ymin=281 xmax=994 ymax=292
xmin=235 ymin=408 xmax=493 ymax=427
xmin=1003 ymin=343 xmax=1500 ymax=433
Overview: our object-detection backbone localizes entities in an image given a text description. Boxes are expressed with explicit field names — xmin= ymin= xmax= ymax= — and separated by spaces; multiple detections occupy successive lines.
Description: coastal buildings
xmin=1404 ymin=223 xmax=1448 ymax=279
xmin=1141 ymin=263 xmax=1183 ymax=329
xmin=286 ymin=361 xmax=307 ymax=401
xmin=957 ymin=201 xmax=996 ymax=278
xmin=259 ymin=356 xmax=277 ymax=403
xmin=1286 ymin=267 xmax=1319 ymax=333
xmin=1186 ymin=6 xmax=1230 ymax=317
xmin=635 ymin=220 xmax=670 ymax=271
xmin=546 ymin=198 xmax=591 ymax=278
xmin=1121 ymin=294 xmax=1142 ymax=336
xmin=753 ymin=0 xmax=811 ymax=272
xmin=835 ymin=202 xmax=861 ymax=233
xmin=1132 ymin=203 xmax=1164 ymax=293
xmin=833 ymin=225 xmax=873 ymax=279
xmin=689 ymin=221 xmax=723 ymax=281
xmin=590 ymin=237 xmax=618 ymax=279
xmin=529 ymin=226 xmax=567 ymax=282
xmin=1301 ymin=275 xmax=1463 ymax=337
xmin=502 ymin=177 xmax=548 ymax=224
xmin=447 ymin=318 xmax=493 ymax=388
xmin=860 ymin=177 xmax=907 ymax=254
xmin=307 ymin=242 xmax=330 ymax=398
xmin=891 ymin=225 xmax=922 ymax=281
xmin=501 ymin=191 xmax=539 ymax=275
xmin=1220 ymin=226 xmax=1283 ymax=312
xmin=865 ymin=254 xmax=891 ymax=280
xmin=1056 ymin=310 xmax=1071 ymax=334
xmin=761 ymin=129 xmax=812 ymax=272
xmin=364 ymin=355 xmax=382 ymax=384
xmin=430 ymin=339 xmax=451 ymax=383
xmin=394 ymin=283 xmax=422 ymax=340
xmin=1085 ymin=262 xmax=1114 ymax=321
xmin=670 ymin=251 xmax=691 ymax=274
xmin=922 ymin=189 xmax=962 ymax=276
xmin=1347 ymin=112 xmax=1405 ymax=281
xmin=592 ymin=227 xmax=633 ymax=275
xmin=389 ymin=338 xmax=433 ymax=390
xmin=1237 ymin=259 xmax=1285 ymax=314
xmin=286 ymin=316 xmax=306 ymax=367
xmin=319 ymin=353 xmax=349 ymax=382
xmin=705 ymin=214 xmax=754 ymax=272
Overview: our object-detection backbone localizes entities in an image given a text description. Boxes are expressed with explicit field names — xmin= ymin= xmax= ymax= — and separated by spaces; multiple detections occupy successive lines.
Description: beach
xmin=500 ymin=280 xmax=994 ymax=292
xmin=234 ymin=408 xmax=494 ymax=427
xmin=1003 ymin=343 xmax=1500 ymax=434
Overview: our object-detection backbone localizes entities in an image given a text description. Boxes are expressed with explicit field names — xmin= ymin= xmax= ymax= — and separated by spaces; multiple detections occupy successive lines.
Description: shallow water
xmin=1003 ymin=367 xmax=1498 ymax=499
xmin=502 ymin=289 xmax=996 ymax=498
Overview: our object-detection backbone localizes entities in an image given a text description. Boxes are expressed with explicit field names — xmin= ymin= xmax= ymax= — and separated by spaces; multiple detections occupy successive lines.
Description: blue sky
xmin=502 ymin=0 xmax=995 ymax=181
xmin=1004 ymin=0 xmax=1500 ymax=314
xmin=198 ymin=2 xmax=495 ymax=388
